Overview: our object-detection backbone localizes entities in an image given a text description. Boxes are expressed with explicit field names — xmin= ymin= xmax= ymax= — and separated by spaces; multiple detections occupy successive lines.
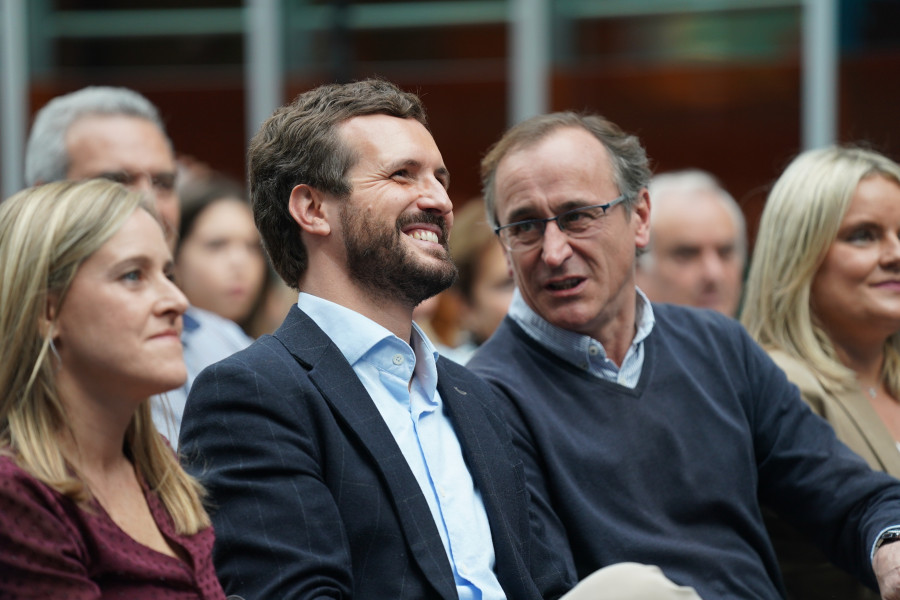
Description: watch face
xmin=878 ymin=530 xmax=900 ymax=550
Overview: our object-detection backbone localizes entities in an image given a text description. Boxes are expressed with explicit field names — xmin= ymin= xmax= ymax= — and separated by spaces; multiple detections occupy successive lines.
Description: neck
xmin=829 ymin=333 xmax=886 ymax=391
xmin=301 ymin=276 xmax=414 ymax=342
xmin=591 ymin=288 xmax=640 ymax=368
xmin=55 ymin=372 xmax=134 ymax=472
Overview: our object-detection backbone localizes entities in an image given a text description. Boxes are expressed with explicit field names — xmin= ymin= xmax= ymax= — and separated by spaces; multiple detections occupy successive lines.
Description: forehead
xmin=843 ymin=174 xmax=900 ymax=218
xmin=494 ymin=127 xmax=618 ymax=214
xmin=652 ymin=192 xmax=738 ymax=244
xmin=65 ymin=114 xmax=175 ymax=176
xmin=87 ymin=209 xmax=169 ymax=266
xmin=338 ymin=114 xmax=442 ymax=168
xmin=192 ymin=199 xmax=256 ymax=233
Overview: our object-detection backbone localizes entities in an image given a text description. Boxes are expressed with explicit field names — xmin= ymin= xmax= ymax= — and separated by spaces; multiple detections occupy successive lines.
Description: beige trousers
xmin=560 ymin=563 xmax=703 ymax=600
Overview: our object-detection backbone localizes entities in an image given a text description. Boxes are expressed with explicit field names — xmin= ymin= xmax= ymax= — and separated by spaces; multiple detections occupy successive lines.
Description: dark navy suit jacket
xmin=180 ymin=306 xmax=574 ymax=600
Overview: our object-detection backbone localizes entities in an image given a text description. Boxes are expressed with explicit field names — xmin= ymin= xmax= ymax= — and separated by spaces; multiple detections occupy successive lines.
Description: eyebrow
xmin=506 ymin=199 xmax=594 ymax=223
xmin=109 ymin=254 xmax=174 ymax=274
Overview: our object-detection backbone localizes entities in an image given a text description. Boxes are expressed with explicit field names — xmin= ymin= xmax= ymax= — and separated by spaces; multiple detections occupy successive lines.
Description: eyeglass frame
xmin=493 ymin=194 xmax=627 ymax=252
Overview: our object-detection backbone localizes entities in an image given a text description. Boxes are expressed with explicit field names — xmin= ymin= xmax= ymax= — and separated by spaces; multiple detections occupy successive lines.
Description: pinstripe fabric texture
xmin=179 ymin=305 xmax=576 ymax=600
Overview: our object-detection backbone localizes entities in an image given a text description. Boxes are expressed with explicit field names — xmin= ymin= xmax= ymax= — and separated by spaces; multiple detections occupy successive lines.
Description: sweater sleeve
xmin=0 ymin=457 xmax=101 ymax=599
xmin=744 ymin=331 xmax=900 ymax=588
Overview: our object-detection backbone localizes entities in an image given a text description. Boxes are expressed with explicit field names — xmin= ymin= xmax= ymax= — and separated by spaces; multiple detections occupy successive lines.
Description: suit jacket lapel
xmin=437 ymin=362 xmax=528 ymax=568
xmin=273 ymin=306 xmax=458 ymax=600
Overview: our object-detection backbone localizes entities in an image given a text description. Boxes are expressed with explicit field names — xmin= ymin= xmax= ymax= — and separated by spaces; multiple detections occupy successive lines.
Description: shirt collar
xmin=507 ymin=286 xmax=655 ymax=370
xmin=297 ymin=292 xmax=439 ymax=366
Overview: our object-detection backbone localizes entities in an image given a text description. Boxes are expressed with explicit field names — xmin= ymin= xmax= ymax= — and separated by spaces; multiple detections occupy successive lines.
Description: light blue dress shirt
xmin=299 ymin=293 xmax=505 ymax=600
xmin=507 ymin=286 xmax=655 ymax=387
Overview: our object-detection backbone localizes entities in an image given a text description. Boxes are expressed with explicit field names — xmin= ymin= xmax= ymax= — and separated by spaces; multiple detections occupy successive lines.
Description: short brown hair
xmin=481 ymin=112 xmax=651 ymax=227
xmin=248 ymin=79 xmax=428 ymax=288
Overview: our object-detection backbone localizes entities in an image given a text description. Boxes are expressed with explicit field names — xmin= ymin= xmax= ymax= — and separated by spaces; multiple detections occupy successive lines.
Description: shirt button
xmin=588 ymin=345 xmax=599 ymax=356
xmin=392 ymin=354 xmax=404 ymax=365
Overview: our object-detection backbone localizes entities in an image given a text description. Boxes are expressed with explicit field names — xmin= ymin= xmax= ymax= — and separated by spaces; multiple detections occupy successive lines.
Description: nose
xmin=127 ymin=173 xmax=155 ymax=196
xmin=540 ymin=221 xmax=573 ymax=267
xmin=415 ymin=177 xmax=453 ymax=218
xmin=882 ymin=233 xmax=900 ymax=270
xmin=158 ymin=275 xmax=189 ymax=318
xmin=700 ymin=250 xmax=725 ymax=283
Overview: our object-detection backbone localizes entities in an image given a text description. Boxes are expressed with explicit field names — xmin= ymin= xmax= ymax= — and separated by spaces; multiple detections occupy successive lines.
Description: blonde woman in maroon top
xmin=0 ymin=179 xmax=225 ymax=599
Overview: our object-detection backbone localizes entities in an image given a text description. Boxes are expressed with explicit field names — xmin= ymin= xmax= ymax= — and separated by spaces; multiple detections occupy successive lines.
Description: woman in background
xmin=742 ymin=146 xmax=900 ymax=600
xmin=0 ymin=180 xmax=225 ymax=599
xmin=175 ymin=175 xmax=267 ymax=336
xmin=447 ymin=198 xmax=515 ymax=362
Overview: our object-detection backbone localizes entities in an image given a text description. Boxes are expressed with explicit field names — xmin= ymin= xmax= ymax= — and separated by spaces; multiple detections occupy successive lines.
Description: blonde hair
xmin=0 ymin=179 xmax=209 ymax=534
xmin=742 ymin=146 xmax=900 ymax=397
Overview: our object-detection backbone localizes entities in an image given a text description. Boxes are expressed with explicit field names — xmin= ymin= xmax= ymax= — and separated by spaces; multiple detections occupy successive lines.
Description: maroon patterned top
xmin=0 ymin=455 xmax=225 ymax=599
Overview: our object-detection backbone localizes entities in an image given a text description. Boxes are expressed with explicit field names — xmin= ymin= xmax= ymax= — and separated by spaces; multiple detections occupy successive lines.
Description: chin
xmin=152 ymin=369 xmax=188 ymax=394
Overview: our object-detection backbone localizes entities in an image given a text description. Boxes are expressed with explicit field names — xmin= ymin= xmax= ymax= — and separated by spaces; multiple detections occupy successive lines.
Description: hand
xmin=874 ymin=542 xmax=900 ymax=599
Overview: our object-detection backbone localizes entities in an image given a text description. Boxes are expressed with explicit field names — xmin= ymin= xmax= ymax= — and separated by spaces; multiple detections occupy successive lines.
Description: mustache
xmin=395 ymin=212 xmax=450 ymax=242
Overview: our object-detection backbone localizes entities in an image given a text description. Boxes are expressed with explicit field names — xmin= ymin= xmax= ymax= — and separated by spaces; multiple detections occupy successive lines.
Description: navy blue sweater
xmin=469 ymin=304 xmax=900 ymax=599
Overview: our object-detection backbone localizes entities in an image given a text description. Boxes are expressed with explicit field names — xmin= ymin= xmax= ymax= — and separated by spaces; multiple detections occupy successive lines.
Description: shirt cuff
xmin=871 ymin=526 xmax=900 ymax=560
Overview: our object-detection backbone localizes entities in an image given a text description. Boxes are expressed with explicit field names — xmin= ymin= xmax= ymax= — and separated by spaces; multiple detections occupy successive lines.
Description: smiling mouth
xmin=407 ymin=229 xmax=440 ymax=244
xmin=546 ymin=277 xmax=582 ymax=291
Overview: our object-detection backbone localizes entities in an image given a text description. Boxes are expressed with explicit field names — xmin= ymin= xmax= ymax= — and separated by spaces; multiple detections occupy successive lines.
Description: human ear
xmin=289 ymin=184 xmax=332 ymax=237
xmin=38 ymin=294 xmax=58 ymax=339
xmin=633 ymin=189 xmax=652 ymax=249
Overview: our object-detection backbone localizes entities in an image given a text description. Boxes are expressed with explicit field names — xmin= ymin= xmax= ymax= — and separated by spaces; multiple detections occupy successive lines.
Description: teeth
xmin=409 ymin=230 xmax=439 ymax=243
xmin=548 ymin=278 xmax=580 ymax=291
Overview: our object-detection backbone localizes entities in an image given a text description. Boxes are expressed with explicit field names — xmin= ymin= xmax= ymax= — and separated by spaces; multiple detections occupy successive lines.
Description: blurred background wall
xmin=2 ymin=0 xmax=899 ymax=243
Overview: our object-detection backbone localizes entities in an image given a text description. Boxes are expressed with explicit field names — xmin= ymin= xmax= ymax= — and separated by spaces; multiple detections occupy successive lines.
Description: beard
xmin=340 ymin=206 xmax=458 ymax=308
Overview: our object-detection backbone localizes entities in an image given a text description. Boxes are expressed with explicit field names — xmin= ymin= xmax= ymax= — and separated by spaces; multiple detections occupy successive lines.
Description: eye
xmin=151 ymin=173 xmax=176 ymax=193
xmin=718 ymin=246 xmax=736 ymax=260
xmin=846 ymin=227 xmax=877 ymax=244
xmin=121 ymin=269 xmax=142 ymax=282
xmin=204 ymin=238 xmax=229 ymax=251
xmin=391 ymin=169 xmax=410 ymax=180
xmin=671 ymin=247 xmax=700 ymax=261
xmin=509 ymin=221 xmax=538 ymax=235
xmin=99 ymin=171 xmax=134 ymax=185
xmin=560 ymin=211 xmax=589 ymax=226
xmin=559 ymin=207 xmax=600 ymax=231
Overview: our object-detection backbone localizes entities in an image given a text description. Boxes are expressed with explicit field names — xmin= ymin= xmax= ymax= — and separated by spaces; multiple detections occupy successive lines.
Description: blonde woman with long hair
xmin=743 ymin=146 xmax=900 ymax=600
xmin=0 ymin=180 xmax=225 ymax=598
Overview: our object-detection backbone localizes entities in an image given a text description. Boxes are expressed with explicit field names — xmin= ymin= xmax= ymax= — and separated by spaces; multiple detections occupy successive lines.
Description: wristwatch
xmin=875 ymin=529 xmax=900 ymax=552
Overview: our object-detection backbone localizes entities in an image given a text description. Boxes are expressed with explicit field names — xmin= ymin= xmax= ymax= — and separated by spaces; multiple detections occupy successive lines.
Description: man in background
xmin=635 ymin=169 xmax=745 ymax=316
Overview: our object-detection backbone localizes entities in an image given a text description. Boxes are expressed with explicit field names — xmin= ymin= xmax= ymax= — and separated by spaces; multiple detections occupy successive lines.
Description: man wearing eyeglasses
xmin=24 ymin=86 xmax=252 ymax=446
xmin=468 ymin=111 xmax=900 ymax=599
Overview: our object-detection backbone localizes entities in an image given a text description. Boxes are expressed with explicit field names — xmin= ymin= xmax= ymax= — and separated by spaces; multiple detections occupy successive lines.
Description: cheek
xmin=56 ymin=297 xmax=126 ymax=353
xmin=510 ymin=253 xmax=538 ymax=282
xmin=816 ymin=250 xmax=872 ymax=289
xmin=177 ymin=249 xmax=227 ymax=299
xmin=246 ymin=252 xmax=268 ymax=282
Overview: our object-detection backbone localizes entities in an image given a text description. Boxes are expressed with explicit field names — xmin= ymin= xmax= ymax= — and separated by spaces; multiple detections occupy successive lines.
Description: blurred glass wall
xmin=2 ymin=0 xmax=899 ymax=240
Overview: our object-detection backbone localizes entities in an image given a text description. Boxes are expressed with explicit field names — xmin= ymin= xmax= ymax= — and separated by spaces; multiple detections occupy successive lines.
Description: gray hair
xmin=25 ymin=86 xmax=170 ymax=186
xmin=640 ymin=169 xmax=746 ymax=269
xmin=481 ymin=112 xmax=651 ymax=228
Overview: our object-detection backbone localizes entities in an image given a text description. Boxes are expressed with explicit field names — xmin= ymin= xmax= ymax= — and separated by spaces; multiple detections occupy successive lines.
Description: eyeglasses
xmin=494 ymin=195 xmax=626 ymax=252
xmin=97 ymin=170 xmax=177 ymax=195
